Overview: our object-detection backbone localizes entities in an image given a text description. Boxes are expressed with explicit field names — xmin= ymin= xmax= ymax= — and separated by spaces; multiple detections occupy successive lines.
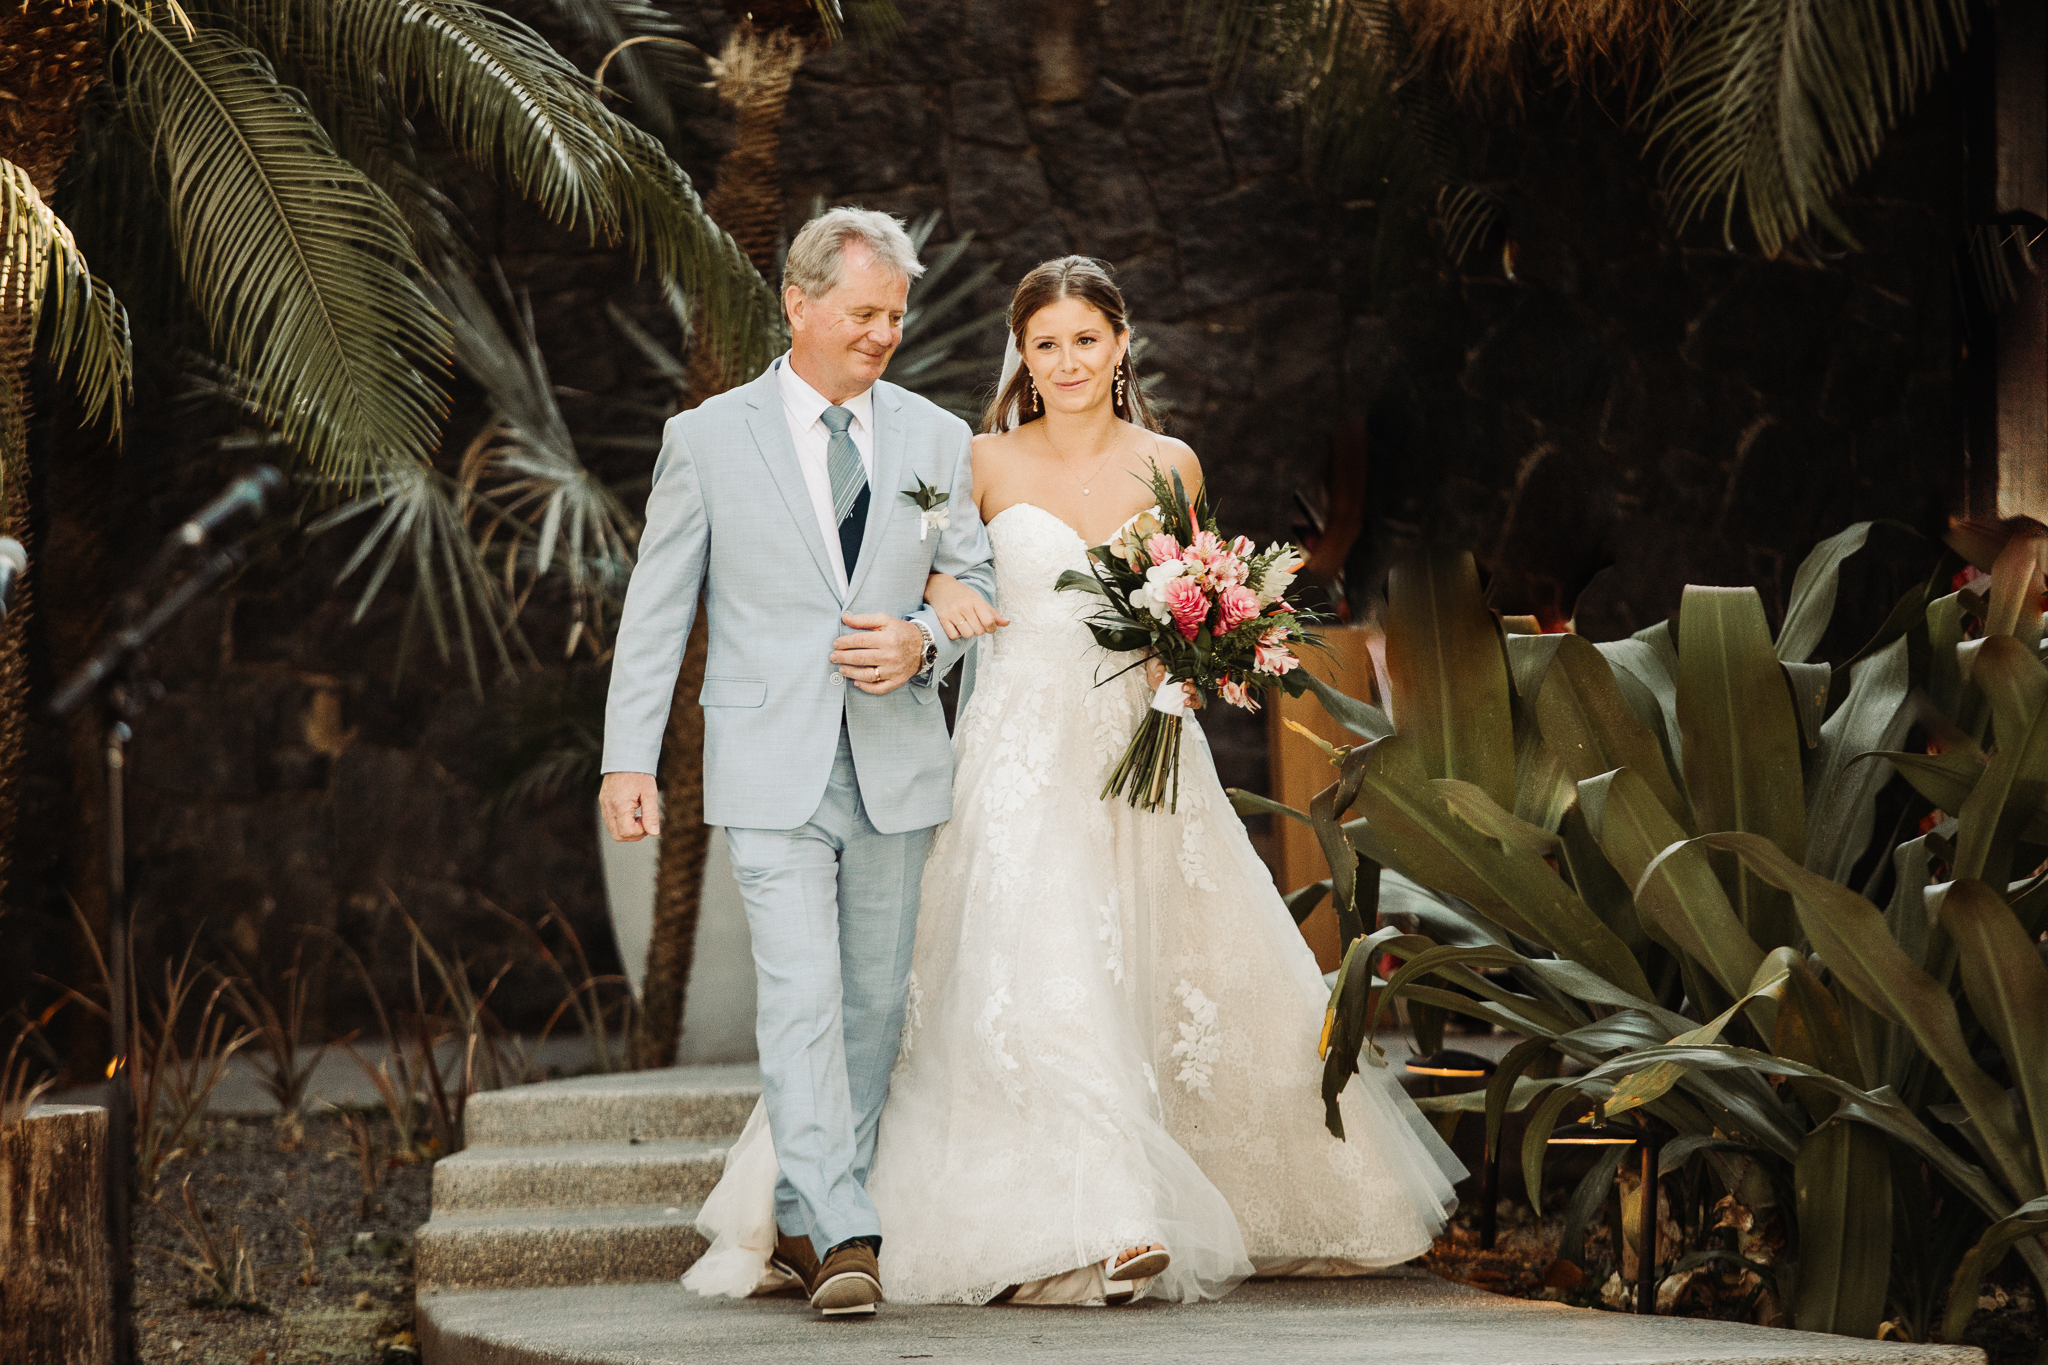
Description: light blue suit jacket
xmin=601 ymin=364 xmax=995 ymax=834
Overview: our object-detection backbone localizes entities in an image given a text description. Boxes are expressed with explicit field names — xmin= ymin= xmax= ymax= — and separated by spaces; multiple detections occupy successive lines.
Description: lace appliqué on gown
xmin=682 ymin=502 xmax=1464 ymax=1308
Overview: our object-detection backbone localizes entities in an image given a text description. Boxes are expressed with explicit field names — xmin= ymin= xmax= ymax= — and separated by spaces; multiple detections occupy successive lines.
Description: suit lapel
xmin=846 ymin=382 xmax=904 ymax=602
xmin=743 ymin=365 xmax=841 ymax=600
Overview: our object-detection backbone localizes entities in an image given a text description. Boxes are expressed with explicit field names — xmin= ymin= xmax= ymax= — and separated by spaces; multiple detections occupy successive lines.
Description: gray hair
xmin=783 ymin=207 xmax=924 ymax=299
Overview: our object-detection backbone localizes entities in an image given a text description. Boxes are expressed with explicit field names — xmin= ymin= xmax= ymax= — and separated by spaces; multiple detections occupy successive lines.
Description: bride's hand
xmin=1142 ymin=656 xmax=1202 ymax=709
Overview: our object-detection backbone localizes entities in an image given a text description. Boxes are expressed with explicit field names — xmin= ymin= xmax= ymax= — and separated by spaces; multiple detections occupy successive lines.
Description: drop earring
xmin=1115 ymin=369 xmax=1127 ymax=411
xmin=1030 ymin=378 xmax=1041 ymax=413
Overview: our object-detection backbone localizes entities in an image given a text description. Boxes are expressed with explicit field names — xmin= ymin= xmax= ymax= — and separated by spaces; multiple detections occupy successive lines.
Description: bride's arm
xmin=925 ymin=572 xmax=1008 ymax=640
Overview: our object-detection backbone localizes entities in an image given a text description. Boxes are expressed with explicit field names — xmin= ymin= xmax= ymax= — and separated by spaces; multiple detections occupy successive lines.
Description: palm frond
xmin=1645 ymin=0 xmax=1970 ymax=255
xmin=606 ymin=286 xmax=690 ymax=398
xmin=547 ymin=0 xmax=714 ymax=149
xmin=118 ymin=9 xmax=448 ymax=480
xmin=430 ymin=263 xmax=637 ymax=659
xmin=224 ymin=0 xmax=781 ymax=381
xmin=275 ymin=46 xmax=473 ymax=268
xmin=307 ymin=459 xmax=527 ymax=692
xmin=0 ymin=158 xmax=132 ymax=434
xmin=811 ymin=0 xmax=903 ymax=47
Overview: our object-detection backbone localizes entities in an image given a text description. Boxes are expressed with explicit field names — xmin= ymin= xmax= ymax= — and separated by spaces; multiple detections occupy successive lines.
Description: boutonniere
xmin=903 ymin=474 xmax=951 ymax=542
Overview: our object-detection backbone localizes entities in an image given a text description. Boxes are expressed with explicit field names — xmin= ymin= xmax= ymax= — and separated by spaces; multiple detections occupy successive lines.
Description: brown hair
xmin=982 ymin=256 xmax=1161 ymax=435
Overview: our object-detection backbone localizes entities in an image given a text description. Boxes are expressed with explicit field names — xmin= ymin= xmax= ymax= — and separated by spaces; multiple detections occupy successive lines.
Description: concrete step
xmin=416 ymin=1274 xmax=1988 ymax=1365
xmin=432 ymin=1138 xmax=733 ymax=1213
xmin=416 ymin=1205 xmax=708 ymax=1291
xmin=463 ymin=1065 xmax=760 ymax=1148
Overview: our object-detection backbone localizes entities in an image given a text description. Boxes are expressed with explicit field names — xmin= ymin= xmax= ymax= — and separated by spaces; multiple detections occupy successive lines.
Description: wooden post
xmin=1 ymin=1104 xmax=113 ymax=1365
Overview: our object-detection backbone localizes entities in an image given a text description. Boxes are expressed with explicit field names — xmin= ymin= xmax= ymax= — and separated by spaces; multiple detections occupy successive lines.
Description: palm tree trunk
xmin=632 ymin=19 xmax=803 ymax=1069
xmin=633 ymin=608 xmax=708 ymax=1067
xmin=0 ymin=0 xmax=106 ymax=924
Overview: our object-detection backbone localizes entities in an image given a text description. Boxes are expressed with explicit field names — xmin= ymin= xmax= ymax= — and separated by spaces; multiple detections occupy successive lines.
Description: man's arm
xmin=908 ymin=426 xmax=994 ymax=691
xmin=600 ymin=417 xmax=710 ymax=835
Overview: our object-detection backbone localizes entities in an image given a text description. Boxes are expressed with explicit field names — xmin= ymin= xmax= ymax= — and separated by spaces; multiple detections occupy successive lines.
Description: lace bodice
xmin=982 ymin=502 xmax=1104 ymax=656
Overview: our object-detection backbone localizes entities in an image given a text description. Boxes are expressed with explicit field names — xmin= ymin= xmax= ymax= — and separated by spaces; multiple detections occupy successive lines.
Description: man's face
xmin=786 ymin=242 xmax=909 ymax=401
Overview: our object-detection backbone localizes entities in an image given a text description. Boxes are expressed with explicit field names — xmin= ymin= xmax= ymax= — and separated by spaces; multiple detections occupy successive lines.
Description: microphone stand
xmin=51 ymin=540 xmax=249 ymax=1365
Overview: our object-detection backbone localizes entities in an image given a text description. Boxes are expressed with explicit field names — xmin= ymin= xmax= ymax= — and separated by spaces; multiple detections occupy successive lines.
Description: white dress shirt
xmin=776 ymin=354 xmax=875 ymax=594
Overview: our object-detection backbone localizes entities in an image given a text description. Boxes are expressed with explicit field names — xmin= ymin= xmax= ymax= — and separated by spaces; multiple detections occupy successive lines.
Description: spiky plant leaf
xmin=1645 ymin=0 xmax=1970 ymax=254
xmin=224 ymin=0 xmax=780 ymax=379
xmin=119 ymin=11 xmax=448 ymax=480
xmin=0 ymin=158 xmax=132 ymax=434
xmin=432 ymin=263 xmax=637 ymax=658
xmin=308 ymin=459 xmax=526 ymax=692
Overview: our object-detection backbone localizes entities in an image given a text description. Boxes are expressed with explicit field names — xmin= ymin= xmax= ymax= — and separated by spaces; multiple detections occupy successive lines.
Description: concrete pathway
xmin=418 ymin=1273 xmax=1983 ymax=1365
xmin=411 ymin=1066 xmax=1984 ymax=1365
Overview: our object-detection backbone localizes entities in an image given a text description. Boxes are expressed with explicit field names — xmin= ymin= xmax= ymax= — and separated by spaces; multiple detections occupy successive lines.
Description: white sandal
xmin=1105 ymin=1245 xmax=1170 ymax=1286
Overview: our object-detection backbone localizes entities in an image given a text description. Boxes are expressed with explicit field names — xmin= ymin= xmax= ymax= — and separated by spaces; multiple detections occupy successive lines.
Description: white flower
xmin=918 ymin=506 xmax=951 ymax=542
xmin=1131 ymin=558 xmax=1186 ymax=623
xmin=1256 ymin=544 xmax=1302 ymax=606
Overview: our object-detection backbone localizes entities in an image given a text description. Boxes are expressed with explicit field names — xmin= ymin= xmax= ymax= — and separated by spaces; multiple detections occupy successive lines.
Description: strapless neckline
xmin=987 ymin=501 xmax=1091 ymax=548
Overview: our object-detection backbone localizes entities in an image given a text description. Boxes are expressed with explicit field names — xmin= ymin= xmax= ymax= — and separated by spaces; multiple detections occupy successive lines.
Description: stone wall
xmin=6 ymin=0 xmax=1971 ymax=1038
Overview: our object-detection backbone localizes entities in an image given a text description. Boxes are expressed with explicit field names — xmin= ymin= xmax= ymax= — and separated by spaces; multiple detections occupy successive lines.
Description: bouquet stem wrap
xmin=1102 ymin=680 xmax=1191 ymax=812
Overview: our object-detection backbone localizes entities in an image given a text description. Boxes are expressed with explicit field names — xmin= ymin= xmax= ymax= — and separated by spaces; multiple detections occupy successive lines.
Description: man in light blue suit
xmin=600 ymin=209 xmax=995 ymax=1317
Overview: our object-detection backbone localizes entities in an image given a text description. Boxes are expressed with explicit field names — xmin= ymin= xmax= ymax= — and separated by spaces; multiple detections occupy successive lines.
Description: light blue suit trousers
xmin=724 ymin=724 xmax=932 ymax=1257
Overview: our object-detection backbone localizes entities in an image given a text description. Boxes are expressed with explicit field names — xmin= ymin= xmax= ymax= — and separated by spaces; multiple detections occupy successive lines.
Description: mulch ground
xmin=132 ymin=1112 xmax=428 ymax=1365
xmin=1419 ymin=1201 xmax=2045 ymax=1365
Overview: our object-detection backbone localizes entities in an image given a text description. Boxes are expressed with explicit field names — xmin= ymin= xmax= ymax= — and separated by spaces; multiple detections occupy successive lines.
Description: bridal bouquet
xmin=1056 ymin=464 xmax=1323 ymax=812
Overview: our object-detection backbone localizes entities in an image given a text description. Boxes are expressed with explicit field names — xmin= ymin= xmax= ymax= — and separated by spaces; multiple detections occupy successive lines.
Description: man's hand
xmin=600 ymin=771 xmax=661 ymax=842
xmin=831 ymin=613 xmax=926 ymax=694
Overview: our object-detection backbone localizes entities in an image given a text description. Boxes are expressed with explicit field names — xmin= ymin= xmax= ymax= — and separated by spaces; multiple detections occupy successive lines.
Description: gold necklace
xmin=1042 ymin=424 xmax=1120 ymax=496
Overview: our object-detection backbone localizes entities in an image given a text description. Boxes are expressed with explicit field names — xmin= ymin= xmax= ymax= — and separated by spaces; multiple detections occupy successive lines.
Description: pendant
xmin=1083 ymin=488 xmax=1091 ymax=495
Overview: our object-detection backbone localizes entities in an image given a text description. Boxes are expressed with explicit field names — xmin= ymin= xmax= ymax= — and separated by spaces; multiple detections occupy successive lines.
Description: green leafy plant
xmin=1246 ymin=520 xmax=2048 ymax=1343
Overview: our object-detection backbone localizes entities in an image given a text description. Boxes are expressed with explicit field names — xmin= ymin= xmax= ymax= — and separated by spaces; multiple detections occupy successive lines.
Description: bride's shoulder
xmin=1136 ymin=427 xmax=1203 ymax=487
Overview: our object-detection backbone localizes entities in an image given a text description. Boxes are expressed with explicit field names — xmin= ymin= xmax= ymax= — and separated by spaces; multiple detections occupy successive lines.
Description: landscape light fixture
xmin=1404 ymin=1049 xmax=1502 ymax=1250
xmin=1548 ymin=1110 xmax=1662 ymax=1317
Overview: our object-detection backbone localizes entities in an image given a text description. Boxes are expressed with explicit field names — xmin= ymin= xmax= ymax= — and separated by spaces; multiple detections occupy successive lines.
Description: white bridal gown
xmin=685 ymin=503 xmax=1464 ymax=1305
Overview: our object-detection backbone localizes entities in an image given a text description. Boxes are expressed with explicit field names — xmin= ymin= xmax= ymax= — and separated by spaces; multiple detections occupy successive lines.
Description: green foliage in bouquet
xmin=1240 ymin=523 xmax=2048 ymax=1344
xmin=1059 ymin=462 xmax=1323 ymax=810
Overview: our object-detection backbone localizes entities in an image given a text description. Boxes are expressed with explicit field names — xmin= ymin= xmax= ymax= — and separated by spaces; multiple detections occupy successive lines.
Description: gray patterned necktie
xmin=821 ymin=404 xmax=869 ymax=576
xmin=822 ymin=405 xmax=866 ymax=523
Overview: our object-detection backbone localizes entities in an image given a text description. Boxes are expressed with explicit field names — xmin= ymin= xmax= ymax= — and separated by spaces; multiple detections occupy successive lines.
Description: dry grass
xmin=1396 ymin=0 xmax=1681 ymax=102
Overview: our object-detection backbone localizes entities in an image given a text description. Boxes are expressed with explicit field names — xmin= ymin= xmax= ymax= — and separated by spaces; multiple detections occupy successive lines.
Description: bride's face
xmin=1021 ymin=297 xmax=1128 ymax=418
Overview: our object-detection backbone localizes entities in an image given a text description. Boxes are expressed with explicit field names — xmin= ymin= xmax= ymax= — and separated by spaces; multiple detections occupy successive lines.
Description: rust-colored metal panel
xmin=1265 ymin=625 xmax=1382 ymax=972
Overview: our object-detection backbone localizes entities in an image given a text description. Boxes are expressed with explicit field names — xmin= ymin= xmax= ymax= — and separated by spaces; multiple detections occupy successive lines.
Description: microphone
xmin=176 ymin=466 xmax=286 ymax=547
xmin=0 ymin=538 xmax=23 ymax=619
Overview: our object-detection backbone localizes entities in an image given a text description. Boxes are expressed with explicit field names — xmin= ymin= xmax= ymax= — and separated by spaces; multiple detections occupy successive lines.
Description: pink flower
xmin=1185 ymin=530 xmax=1225 ymax=564
xmin=1144 ymin=533 xmax=1183 ymax=565
xmin=1161 ymin=576 xmax=1210 ymax=640
xmin=1208 ymin=553 xmax=1248 ymax=589
xmin=1218 ymin=585 xmax=1260 ymax=632
xmin=1254 ymin=624 xmax=1300 ymax=676
xmin=1230 ymin=535 xmax=1256 ymax=559
xmin=1220 ymin=676 xmax=1260 ymax=711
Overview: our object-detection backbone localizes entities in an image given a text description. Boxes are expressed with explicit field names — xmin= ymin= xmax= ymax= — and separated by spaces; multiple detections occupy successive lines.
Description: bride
xmin=685 ymin=256 xmax=1463 ymax=1307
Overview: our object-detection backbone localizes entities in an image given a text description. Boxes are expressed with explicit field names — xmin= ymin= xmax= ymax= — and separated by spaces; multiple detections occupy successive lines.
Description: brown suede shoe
xmin=763 ymin=1228 xmax=819 ymax=1297
xmin=809 ymin=1240 xmax=883 ymax=1317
